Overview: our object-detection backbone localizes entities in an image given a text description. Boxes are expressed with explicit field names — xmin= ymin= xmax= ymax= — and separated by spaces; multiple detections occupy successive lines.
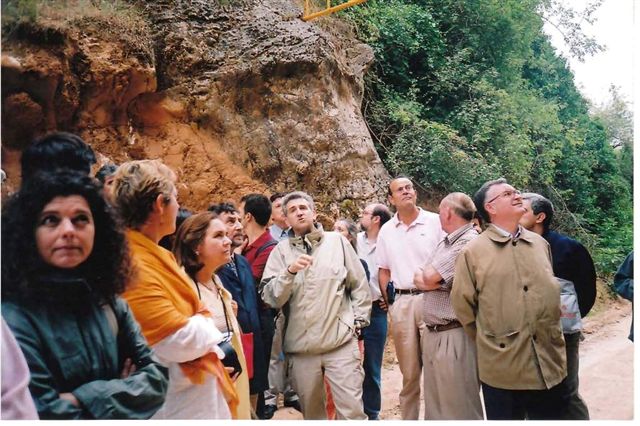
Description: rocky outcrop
xmin=1 ymin=0 xmax=389 ymax=219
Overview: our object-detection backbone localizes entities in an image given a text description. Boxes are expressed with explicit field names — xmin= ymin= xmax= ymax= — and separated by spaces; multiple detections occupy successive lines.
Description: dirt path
xmin=579 ymin=300 xmax=634 ymax=420
xmin=271 ymin=299 xmax=634 ymax=420
xmin=380 ymin=299 xmax=634 ymax=420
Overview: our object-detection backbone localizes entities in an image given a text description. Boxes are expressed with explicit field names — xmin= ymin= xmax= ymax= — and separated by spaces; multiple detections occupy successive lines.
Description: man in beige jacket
xmin=260 ymin=191 xmax=371 ymax=420
xmin=451 ymin=178 xmax=568 ymax=420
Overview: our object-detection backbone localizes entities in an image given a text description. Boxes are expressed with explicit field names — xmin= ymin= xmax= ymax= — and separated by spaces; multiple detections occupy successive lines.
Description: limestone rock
xmin=1 ymin=0 xmax=389 ymax=217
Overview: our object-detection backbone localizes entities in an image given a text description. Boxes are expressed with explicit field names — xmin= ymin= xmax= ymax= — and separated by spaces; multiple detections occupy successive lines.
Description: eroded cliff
xmin=1 ymin=0 xmax=389 ymax=219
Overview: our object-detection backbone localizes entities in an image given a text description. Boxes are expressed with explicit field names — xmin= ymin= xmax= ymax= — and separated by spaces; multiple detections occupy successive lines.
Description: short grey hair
xmin=281 ymin=191 xmax=315 ymax=215
xmin=522 ymin=192 xmax=554 ymax=231
xmin=473 ymin=178 xmax=507 ymax=223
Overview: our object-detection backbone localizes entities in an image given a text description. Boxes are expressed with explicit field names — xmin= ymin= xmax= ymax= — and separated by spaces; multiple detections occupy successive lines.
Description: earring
xmin=195 ymin=251 xmax=200 ymax=256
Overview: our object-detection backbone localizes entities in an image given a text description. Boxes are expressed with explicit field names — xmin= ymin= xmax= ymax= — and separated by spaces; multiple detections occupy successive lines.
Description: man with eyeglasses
xmin=356 ymin=203 xmax=391 ymax=420
xmin=519 ymin=192 xmax=595 ymax=420
xmin=376 ymin=176 xmax=444 ymax=420
xmin=451 ymin=178 xmax=569 ymax=420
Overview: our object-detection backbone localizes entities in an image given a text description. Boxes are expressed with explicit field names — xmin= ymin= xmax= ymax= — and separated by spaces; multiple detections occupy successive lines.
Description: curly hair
xmin=111 ymin=160 xmax=176 ymax=229
xmin=1 ymin=170 xmax=131 ymax=302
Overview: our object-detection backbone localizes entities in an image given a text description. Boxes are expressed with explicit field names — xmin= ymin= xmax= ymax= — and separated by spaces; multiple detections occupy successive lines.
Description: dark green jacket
xmin=2 ymin=296 xmax=168 ymax=419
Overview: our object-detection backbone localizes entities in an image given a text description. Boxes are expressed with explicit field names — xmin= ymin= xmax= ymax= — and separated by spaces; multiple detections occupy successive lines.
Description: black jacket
xmin=217 ymin=254 xmax=268 ymax=394
xmin=544 ymin=230 xmax=597 ymax=318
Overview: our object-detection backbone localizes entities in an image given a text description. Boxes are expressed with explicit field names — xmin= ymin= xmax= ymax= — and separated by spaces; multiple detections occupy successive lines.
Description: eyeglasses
xmin=486 ymin=189 xmax=521 ymax=204
xmin=360 ymin=211 xmax=373 ymax=217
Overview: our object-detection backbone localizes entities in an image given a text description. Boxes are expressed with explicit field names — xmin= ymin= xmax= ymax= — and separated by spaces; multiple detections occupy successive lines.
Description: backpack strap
xmin=255 ymin=239 xmax=278 ymax=258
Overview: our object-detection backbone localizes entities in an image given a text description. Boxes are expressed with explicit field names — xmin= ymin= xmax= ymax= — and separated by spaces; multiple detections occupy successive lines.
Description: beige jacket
xmin=451 ymin=225 xmax=567 ymax=390
xmin=187 ymin=275 xmax=252 ymax=419
xmin=261 ymin=224 xmax=371 ymax=355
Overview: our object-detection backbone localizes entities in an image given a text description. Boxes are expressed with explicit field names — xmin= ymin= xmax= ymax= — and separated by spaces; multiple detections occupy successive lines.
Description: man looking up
xmin=356 ymin=203 xmax=391 ymax=420
xmin=413 ymin=193 xmax=483 ymax=420
xmin=208 ymin=203 xmax=268 ymax=416
xmin=269 ymin=193 xmax=289 ymax=241
xmin=520 ymin=192 xmax=595 ymax=420
xmin=451 ymin=179 xmax=568 ymax=420
xmin=376 ymin=176 xmax=443 ymax=420
xmin=261 ymin=191 xmax=371 ymax=420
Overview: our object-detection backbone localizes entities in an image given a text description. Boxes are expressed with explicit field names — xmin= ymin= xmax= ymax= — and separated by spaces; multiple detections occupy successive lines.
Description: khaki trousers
xmin=288 ymin=338 xmax=367 ymax=420
xmin=423 ymin=326 xmax=483 ymax=419
xmin=389 ymin=293 xmax=426 ymax=420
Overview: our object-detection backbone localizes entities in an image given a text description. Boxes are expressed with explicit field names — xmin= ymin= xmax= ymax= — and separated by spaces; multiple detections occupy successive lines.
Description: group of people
xmin=0 ymin=130 xmax=627 ymax=420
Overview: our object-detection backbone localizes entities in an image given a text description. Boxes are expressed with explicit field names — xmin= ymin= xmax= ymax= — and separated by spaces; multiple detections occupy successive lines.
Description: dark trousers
xmin=256 ymin=308 xmax=275 ymax=416
xmin=361 ymin=303 xmax=388 ymax=420
xmin=481 ymin=379 xmax=571 ymax=420
xmin=561 ymin=332 xmax=589 ymax=419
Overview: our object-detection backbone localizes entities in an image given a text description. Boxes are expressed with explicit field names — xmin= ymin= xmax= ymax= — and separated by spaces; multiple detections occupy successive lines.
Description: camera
xmin=219 ymin=333 xmax=242 ymax=378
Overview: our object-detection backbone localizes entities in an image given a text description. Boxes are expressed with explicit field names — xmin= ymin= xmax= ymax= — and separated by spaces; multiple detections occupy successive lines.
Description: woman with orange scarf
xmin=173 ymin=212 xmax=252 ymax=418
xmin=111 ymin=160 xmax=238 ymax=419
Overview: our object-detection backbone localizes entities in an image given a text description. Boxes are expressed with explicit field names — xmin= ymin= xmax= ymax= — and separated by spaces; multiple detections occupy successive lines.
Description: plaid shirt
xmin=423 ymin=223 xmax=479 ymax=326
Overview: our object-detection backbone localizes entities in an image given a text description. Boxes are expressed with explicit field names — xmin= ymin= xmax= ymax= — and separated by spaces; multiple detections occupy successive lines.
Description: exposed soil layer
xmin=1 ymin=0 xmax=389 ymax=219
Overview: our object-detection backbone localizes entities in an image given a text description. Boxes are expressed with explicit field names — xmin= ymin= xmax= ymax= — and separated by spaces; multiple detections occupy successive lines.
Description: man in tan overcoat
xmin=451 ymin=178 xmax=569 ymax=420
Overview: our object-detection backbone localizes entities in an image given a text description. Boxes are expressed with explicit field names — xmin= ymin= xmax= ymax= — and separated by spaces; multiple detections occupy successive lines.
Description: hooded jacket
xmin=260 ymin=223 xmax=371 ymax=355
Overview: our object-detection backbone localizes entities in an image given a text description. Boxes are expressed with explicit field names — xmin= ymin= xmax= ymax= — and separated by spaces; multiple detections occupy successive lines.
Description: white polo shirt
xmin=357 ymin=231 xmax=383 ymax=301
xmin=376 ymin=208 xmax=444 ymax=290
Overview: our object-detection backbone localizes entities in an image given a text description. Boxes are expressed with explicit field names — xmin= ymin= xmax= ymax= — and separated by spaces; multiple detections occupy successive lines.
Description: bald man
xmin=413 ymin=193 xmax=483 ymax=420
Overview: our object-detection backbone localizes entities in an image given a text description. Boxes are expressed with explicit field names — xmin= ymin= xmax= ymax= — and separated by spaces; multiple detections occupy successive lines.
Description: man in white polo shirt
xmin=376 ymin=176 xmax=444 ymax=420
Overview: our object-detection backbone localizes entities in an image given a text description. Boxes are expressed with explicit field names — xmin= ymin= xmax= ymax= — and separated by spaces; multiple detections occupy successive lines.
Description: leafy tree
xmin=343 ymin=0 xmax=632 ymax=275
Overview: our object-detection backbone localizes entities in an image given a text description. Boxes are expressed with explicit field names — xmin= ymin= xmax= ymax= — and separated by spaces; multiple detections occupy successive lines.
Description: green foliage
xmin=387 ymin=120 xmax=497 ymax=195
xmin=2 ymin=0 xmax=39 ymax=23
xmin=2 ymin=0 xmax=136 ymax=25
xmin=344 ymin=0 xmax=633 ymax=276
xmin=2 ymin=0 xmax=153 ymax=64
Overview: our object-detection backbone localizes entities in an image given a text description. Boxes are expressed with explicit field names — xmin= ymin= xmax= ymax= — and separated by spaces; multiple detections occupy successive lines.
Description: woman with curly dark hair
xmin=1 ymin=170 xmax=168 ymax=419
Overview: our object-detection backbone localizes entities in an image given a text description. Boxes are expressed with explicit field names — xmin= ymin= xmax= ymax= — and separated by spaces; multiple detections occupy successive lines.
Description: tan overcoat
xmin=451 ymin=224 xmax=567 ymax=390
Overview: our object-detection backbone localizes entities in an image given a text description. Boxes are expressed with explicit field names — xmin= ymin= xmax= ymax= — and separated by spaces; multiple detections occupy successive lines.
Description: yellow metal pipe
xmin=302 ymin=0 xmax=367 ymax=21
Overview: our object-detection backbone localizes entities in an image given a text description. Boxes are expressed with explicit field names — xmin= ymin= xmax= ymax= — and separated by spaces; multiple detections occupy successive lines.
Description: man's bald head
xmin=440 ymin=192 xmax=476 ymax=221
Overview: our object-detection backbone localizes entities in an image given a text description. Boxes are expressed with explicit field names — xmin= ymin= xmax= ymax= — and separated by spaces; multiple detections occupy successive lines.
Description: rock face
xmin=1 ymin=0 xmax=389 ymax=218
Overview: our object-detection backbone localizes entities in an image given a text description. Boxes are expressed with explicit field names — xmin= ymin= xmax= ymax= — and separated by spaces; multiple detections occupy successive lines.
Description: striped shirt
xmin=423 ymin=223 xmax=479 ymax=326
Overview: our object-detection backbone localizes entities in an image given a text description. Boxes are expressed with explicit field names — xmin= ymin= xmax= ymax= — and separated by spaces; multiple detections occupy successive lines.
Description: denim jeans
xmin=361 ymin=302 xmax=388 ymax=420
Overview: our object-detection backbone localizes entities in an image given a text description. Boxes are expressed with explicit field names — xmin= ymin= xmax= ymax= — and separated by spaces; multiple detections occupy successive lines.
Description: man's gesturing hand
xmin=287 ymin=255 xmax=313 ymax=274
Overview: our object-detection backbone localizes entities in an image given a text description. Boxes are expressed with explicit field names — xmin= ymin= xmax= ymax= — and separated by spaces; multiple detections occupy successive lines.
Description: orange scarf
xmin=123 ymin=230 xmax=238 ymax=418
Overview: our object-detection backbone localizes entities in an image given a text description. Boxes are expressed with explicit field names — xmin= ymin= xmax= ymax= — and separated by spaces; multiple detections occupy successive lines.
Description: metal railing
xmin=302 ymin=0 xmax=367 ymax=21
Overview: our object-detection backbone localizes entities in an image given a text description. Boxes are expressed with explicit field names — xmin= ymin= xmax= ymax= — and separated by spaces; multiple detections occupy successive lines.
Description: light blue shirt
xmin=269 ymin=224 xmax=289 ymax=242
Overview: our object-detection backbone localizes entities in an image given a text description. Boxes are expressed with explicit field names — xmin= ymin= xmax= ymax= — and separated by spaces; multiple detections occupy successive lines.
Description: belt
xmin=426 ymin=321 xmax=462 ymax=332
xmin=394 ymin=288 xmax=425 ymax=295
